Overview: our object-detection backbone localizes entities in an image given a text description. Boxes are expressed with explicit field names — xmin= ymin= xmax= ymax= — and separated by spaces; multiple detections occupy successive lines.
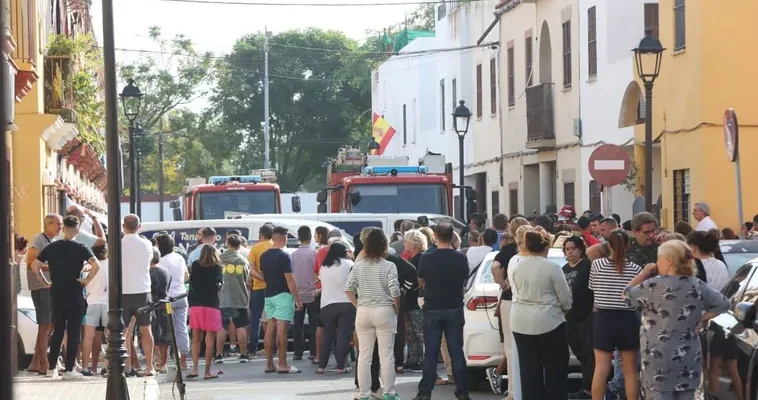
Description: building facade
xmin=626 ymin=0 xmax=758 ymax=230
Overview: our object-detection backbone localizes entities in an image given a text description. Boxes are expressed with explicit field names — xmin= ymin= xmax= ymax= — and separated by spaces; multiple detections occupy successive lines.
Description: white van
xmin=138 ymin=218 xmax=353 ymax=256
xmin=237 ymin=213 xmax=466 ymax=237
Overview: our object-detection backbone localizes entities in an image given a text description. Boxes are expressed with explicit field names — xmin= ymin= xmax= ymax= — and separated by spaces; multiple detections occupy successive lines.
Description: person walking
xmin=25 ymin=213 xmax=62 ymax=374
xmin=188 ymin=245 xmax=224 ymax=380
xmin=510 ymin=228 xmax=572 ymax=400
xmin=412 ymin=222 xmax=471 ymax=400
xmin=291 ymin=226 xmax=319 ymax=362
xmin=121 ymin=214 xmax=157 ymax=376
xmin=247 ymin=224 xmax=274 ymax=357
xmin=317 ymin=242 xmax=356 ymax=374
xmin=346 ymin=227 xmax=402 ymax=400
xmin=30 ymin=216 xmax=101 ymax=378
xmin=81 ymin=245 xmax=108 ymax=376
xmin=589 ymin=229 xmax=642 ymax=400
xmin=155 ymin=233 xmax=190 ymax=370
xmin=261 ymin=226 xmax=303 ymax=374
xmin=149 ymin=247 xmax=171 ymax=372
xmin=562 ymin=236 xmax=594 ymax=400
xmin=217 ymin=234 xmax=251 ymax=363
xmin=625 ymin=240 xmax=729 ymax=400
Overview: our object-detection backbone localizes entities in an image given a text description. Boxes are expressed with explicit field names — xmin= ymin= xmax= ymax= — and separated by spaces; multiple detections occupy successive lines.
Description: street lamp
xmin=119 ymin=79 xmax=143 ymax=214
xmin=633 ymin=27 xmax=664 ymax=213
xmin=133 ymin=123 xmax=144 ymax=219
xmin=452 ymin=100 xmax=472 ymax=221
xmin=103 ymin=0 xmax=131 ymax=398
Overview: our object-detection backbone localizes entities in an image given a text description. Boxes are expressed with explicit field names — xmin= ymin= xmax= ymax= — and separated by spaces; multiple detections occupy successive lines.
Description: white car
xmin=462 ymin=248 xmax=580 ymax=389
xmin=17 ymin=295 xmax=37 ymax=367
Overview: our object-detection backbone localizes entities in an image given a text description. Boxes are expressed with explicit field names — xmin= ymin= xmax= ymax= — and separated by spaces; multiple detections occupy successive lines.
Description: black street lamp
xmin=102 ymin=0 xmax=131 ymax=398
xmin=452 ymin=100 xmax=472 ymax=221
xmin=119 ymin=79 xmax=143 ymax=215
xmin=633 ymin=27 xmax=664 ymax=213
xmin=133 ymin=123 xmax=144 ymax=219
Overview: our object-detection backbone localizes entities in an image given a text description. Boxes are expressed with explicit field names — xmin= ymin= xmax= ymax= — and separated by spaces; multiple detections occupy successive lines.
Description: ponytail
xmin=607 ymin=229 xmax=630 ymax=274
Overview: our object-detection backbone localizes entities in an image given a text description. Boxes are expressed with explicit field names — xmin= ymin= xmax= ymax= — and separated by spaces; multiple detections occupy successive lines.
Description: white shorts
xmin=85 ymin=303 xmax=109 ymax=327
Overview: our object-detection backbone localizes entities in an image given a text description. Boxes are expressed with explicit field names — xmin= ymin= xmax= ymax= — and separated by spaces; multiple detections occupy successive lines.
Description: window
xmin=673 ymin=169 xmax=690 ymax=223
xmin=412 ymin=98 xmax=417 ymax=143
xmin=674 ymin=0 xmax=685 ymax=50
xmin=452 ymin=78 xmax=457 ymax=111
xmin=562 ymin=21 xmax=572 ymax=88
xmin=525 ymin=36 xmax=533 ymax=87
xmin=644 ymin=3 xmax=659 ymax=39
xmin=589 ymin=180 xmax=601 ymax=212
xmin=587 ymin=6 xmax=597 ymax=77
xmin=491 ymin=191 xmax=500 ymax=215
xmin=509 ymin=188 xmax=518 ymax=216
xmin=476 ymin=64 xmax=483 ymax=118
xmin=440 ymin=79 xmax=446 ymax=131
xmin=402 ymin=104 xmax=407 ymax=145
xmin=563 ymin=182 xmax=575 ymax=207
xmin=507 ymin=46 xmax=515 ymax=107
xmin=490 ymin=58 xmax=497 ymax=115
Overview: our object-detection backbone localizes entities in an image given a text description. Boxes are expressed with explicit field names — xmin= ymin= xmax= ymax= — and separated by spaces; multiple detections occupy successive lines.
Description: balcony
xmin=44 ymin=55 xmax=77 ymax=123
xmin=525 ymin=83 xmax=555 ymax=149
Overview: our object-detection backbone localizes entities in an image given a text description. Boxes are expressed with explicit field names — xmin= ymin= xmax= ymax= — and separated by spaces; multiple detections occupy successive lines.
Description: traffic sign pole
xmin=724 ymin=109 xmax=743 ymax=237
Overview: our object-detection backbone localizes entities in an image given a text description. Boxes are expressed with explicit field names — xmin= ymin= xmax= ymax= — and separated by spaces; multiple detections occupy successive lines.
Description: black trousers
xmin=567 ymin=315 xmax=594 ymax=392
xmin=355 ymin=337 xmax=380 ymax=392
xmin=293 ymin=299 xmax=320 ymax=358
xmin=513 ymin=323 xmax=569 ymax=400
xmin=319 ymin=303 xmax=356 ymax=369
xmin=393 ymin=303 xmax=406 ymax=367
xmin=48 ymin=293 xmax=85 ymax=371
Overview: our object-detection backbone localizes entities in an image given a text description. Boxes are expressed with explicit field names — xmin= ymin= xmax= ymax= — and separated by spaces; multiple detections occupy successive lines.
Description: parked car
xmin=701 ymin=255 xmax=758 ymax=400
xmin=17 ymin=295 xmax=37 ymax=368
xmin=462 ymin=249 xmax=580 ymax=390
xmin=720 ymin=240 xmax=758 ymax=276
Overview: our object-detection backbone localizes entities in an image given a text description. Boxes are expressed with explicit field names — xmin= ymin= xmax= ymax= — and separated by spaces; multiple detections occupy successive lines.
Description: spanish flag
xmin=372 ymin=113 xmax=396 ymax=155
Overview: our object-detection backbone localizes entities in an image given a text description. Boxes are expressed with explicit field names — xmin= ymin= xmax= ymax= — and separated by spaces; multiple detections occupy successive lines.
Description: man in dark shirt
xmin=31 ymin=215 xmax=100 ymax=377
xmin=413 ymin=222 xmax=471 ymax=400
xmin=260 ymin=226 xmax=302 ymax=374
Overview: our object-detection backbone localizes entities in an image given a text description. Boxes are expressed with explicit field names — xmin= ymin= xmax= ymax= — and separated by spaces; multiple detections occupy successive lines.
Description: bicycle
xmin=138 ymin=293 xmax=188 ymax=400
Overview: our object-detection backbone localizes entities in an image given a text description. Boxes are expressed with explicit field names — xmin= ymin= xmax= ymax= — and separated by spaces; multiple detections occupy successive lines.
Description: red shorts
xmin=189 ymin=306 xmax=222 ymax=332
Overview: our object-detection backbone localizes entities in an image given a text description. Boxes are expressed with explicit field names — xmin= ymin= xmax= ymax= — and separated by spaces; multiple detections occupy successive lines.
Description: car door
xmin=704 ymin=262 xmax=758 ymax=400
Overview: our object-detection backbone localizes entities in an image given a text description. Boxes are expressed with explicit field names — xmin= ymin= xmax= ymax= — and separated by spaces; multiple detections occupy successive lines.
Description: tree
xmin=117 ymin=27 xmax=214 ymax=195
xmin=208 ymin=28 xmax=374 ymax=191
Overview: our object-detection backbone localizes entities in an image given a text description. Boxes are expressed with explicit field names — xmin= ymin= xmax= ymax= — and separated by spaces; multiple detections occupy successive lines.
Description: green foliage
xmin=46 ymin=34 xmax=105 ymax=153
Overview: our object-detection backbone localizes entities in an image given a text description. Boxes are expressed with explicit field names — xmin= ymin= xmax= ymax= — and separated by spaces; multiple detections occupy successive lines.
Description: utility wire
xmin=160 ymin=0 xmax=482 ymax=6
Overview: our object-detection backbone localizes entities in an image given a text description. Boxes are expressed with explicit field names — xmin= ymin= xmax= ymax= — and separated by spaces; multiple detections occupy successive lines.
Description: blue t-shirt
xmin=493 ymin=231 xmax=506 ymax=251
xmin=260 ymin=248 xmax=293 ymax=298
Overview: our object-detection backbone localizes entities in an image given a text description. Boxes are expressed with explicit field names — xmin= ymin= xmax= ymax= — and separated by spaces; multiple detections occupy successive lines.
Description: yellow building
xmin=620 ymin=0 xmax=758 ymax=230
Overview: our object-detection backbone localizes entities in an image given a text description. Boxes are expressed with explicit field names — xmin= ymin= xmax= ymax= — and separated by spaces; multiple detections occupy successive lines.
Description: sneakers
xmin=411 ymin=396 xmax=431 ymax=400
xmin=455 ymin=394 xmax=471 ymax=400
xmin=383 ymin=394 xmax=399 ymax=400
xmin=64 ymin=369 xmax=84 ymax=379
xmin=81 ymin=369 xmax=93 ymax=377
xmin=239 ymin=354 xmax=250 ymax=363
xmin=404 ymin=363 xmax=423 ymax=373
xmin=46 ymin=369 xmax=59 ymax=378
xmin=370 ymin=390 xmax=383 ymax=400
xmin=486 ymin=367 xmax=503 ymax=394
xmin=214 ymin=354 xmax=224 ymax=364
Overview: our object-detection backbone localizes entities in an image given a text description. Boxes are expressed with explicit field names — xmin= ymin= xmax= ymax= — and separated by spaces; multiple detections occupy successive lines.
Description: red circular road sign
xmin=588 ymin=144 xmax=632 ymax=187
xmin=723 ymin=108 xmax=739 ymax=162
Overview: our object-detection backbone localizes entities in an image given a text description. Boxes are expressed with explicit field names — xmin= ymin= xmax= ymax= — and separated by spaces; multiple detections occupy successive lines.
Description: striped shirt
xmin=345 ymin=258 xmax=401 ymax=307
xmin=588 ymin=258 xmax=641 ymax=310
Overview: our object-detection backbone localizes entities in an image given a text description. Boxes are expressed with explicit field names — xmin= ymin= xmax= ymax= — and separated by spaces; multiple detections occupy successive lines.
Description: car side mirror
xmin=169 ymin=199 xmax=181 ymax=209
xmin=317 ymin=203 xmax=327 ymax=214
xmin=350 ymin=191 xmax=362 ymax=206
xmin=734 ymin=302 xmax=756 ymax=326
xmin=316 ymin=190 xmax=328 ymax=203
xmin=291 ymin=195 xmax=301 ymax=213
xmin=172 ymin=208 xmax=183 ymax=221
xmin=465 ymin=188 xmax=477 ymax=201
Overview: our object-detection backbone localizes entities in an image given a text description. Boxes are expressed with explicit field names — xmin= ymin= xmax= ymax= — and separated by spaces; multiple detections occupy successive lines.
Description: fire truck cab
xmin=318 ymin=146 xmax=474 ymax=217
xmin=170 ymin=169 xmax=295 ymax=220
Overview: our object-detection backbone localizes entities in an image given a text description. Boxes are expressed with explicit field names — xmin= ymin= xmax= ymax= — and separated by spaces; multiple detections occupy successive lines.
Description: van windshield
xmin=197 ymin=190 xmax=278 ymax=219
xmin=348 ymin=184 xmax=446 ymax=215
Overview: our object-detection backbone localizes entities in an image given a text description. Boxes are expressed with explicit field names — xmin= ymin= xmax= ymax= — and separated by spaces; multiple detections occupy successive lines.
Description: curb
xmin=143 ymin=377 xmax=160 ymax=400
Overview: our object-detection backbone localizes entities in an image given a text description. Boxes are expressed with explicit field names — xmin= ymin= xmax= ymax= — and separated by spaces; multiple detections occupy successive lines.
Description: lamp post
xmin=119 ymin=79 xmax=143 ymax=214
xmin=103 ymin=0 xmax=131 ymax=398
xmin=452 ymin=100 xmax=472 ymax=221
xmin=633 ymin=27 xmax=664 ymax=213
xmin=133 ymin=123 xmax=144 ymax=218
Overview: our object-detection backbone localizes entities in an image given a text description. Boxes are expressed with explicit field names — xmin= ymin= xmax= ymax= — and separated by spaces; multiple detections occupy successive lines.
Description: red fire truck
xmin=318 ymin=145 xmax=466 ymax=216
xmin=170 ymin=169 xmax=294 ymax=220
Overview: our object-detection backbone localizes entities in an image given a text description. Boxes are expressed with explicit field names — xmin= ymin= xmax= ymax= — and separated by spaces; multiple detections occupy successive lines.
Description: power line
xmin=160 ymin=0 xmax=481 ymax=6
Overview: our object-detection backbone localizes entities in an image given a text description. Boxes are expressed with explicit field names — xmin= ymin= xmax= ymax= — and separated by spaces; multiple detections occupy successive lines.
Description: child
xmin=149 ymin=247 xmax=170 ymax=373
xmin=81 ymin=245 xmax=109 ymax=376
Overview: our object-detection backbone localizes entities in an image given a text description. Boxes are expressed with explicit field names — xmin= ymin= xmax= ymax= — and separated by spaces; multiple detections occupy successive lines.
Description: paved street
xmin=14 ymin=373 xmax=158 ymax=400
xmin=156 ymin=354 xmax=511 ymax=400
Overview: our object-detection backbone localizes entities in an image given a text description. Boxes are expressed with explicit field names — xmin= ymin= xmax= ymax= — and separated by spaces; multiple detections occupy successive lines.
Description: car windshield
xmin=723 ymin=253 xmax=758 ymax=277
xmin=429 ymin=216 xmax=467 ymax=232
xmin=478 ymin=259 xmax=496 ymax=284
xmin=197 ymin=190 xmax=278 ymax=219
xmin=349 ymin=184 xmax=446 ymax=214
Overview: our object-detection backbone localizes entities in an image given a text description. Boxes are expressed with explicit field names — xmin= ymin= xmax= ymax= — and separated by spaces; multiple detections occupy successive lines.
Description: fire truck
xmin=317 ymin=145 xmax=472 ymax=217
xmin=170 ymin=169 xmax=296 ymax=220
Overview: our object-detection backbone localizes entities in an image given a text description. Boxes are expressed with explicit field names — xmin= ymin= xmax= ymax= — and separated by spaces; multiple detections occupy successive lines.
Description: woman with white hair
xmin=403 ymin=229 xmax=428 ymax=370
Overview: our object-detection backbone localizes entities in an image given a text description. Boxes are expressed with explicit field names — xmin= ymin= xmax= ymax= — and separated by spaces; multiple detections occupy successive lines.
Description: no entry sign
xmin=588 ymin=144 xmax=631 ymax=187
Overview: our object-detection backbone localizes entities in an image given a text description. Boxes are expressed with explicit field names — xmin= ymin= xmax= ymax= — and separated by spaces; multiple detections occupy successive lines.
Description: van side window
xmin=724 ymin=263 xmax=758 ymax=306
xmin=325 ymin=221 xmax=383 ymax=237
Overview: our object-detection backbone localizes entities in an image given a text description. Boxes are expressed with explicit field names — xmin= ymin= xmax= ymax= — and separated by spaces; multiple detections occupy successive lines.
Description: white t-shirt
xmin=702 ymin=257 xmax=729 ymax=291
xmin=697 ymin=216 xmax=718 ymax=232
xmin=86 ymin=259 xmax=108 ymax=305
xmin=319 ymin=258 xmax=354 ymax=308
xmin=159 ymin=252 xmax=189 ymax=298
xmin=507 ymin=254 xmax=526 ymax=301
xmin=57 ymin=230 xmax=98 ymax=248
xmin=121 ymin=234 xmax=153 ymax=295
xmin=466 ymin=246 xmax=493 ymax=274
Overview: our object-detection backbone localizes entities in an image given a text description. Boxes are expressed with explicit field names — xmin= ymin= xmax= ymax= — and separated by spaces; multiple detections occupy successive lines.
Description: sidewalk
xmin=14 ymin=374 xmax=159 ymax=400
